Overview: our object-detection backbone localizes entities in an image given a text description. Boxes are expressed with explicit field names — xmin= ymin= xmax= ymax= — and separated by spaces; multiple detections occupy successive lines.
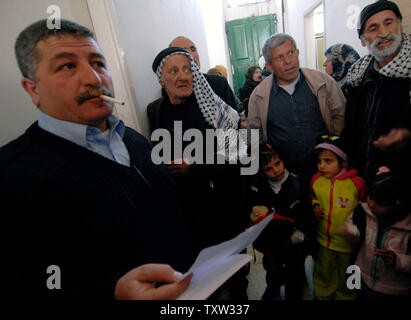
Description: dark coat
xmin=147 ymin=95 xmax=248 ymax=253
xmin=238 ymin=79 xmax=260 ymax=116
xmin=204 ymin=73 xmax=243 ymax=113
xmin=0 ymin=123 xmax=196 ymax=299
xmin=247 ymin=173 xmax=314 ymax=252
xmin=342 ymin=63 xmax=411 ymax=178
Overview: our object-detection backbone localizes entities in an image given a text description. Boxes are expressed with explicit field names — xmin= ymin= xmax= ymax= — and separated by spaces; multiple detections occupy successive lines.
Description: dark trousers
xmin=263 ymin=244 xmax=305 ymax=300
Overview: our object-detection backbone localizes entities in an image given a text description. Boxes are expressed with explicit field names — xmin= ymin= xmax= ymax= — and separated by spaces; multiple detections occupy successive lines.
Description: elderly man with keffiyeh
xmin=342 ymin=0 xmax=411 ymax=179
xmin=147 ymin=47 xmax=250 ymax=299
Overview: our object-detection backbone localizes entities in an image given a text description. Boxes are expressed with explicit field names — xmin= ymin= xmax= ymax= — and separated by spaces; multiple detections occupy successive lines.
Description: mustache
xmin=372 ymin=33 xmax=397 ymax=46
xmin=77 ymin=87 xmax=112 ymax=105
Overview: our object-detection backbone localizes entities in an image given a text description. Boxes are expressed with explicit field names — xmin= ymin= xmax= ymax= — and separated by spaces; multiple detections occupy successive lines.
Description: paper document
xmin=178 ymin=214 xmax=273 ymax=300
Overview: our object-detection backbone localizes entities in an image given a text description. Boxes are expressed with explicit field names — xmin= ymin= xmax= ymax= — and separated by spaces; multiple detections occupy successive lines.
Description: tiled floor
xmin=246 ymin=245 xmax=314 ymax=300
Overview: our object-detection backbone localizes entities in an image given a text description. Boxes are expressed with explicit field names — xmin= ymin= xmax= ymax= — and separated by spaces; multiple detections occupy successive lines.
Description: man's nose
xmin=177 ymin=70 xmax=190 ymax=81
xmin=283 ymin=53 xmax=294 ymax=65
xmin=81 ymin=63 xmax=103 ymax=87
xmin=377 ymin=25 xmax=391 ymax=39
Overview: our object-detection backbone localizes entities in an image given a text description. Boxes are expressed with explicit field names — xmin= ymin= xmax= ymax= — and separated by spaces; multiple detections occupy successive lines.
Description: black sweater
xmin=0 ymin=123 xmax=195 ymax=299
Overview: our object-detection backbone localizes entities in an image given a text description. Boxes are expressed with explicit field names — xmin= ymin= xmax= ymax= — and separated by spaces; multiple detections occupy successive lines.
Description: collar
xmin=38 ymin=110 xmax=125 ymax=149
xmin=271 ymin=71 xmax=302 ymax=96
xmin=346 ymin=33 xmax=411 ymax=87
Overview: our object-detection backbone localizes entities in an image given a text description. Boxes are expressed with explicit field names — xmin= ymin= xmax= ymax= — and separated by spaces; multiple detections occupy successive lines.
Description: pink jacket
xmin=345 ymin=203 xmax=411 ymax=296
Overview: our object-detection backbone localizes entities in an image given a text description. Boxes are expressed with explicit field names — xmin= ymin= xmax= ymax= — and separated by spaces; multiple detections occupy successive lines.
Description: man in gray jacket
xmin=247 ymin=33 xmax=346 ymax=192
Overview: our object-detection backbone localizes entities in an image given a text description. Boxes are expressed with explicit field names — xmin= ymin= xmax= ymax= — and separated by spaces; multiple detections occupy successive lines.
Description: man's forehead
xmin=364 ymin=9 xmax=398 ymax=27
xmin=164 ymin=54 xmax=190 ymax=66
xmin=172 ymin=37 xmax=195 ymax=48
xmin=37 ymin=35 xmax=103 ymax=55
xmin=271 ymin=40 xmax=294 ymax=54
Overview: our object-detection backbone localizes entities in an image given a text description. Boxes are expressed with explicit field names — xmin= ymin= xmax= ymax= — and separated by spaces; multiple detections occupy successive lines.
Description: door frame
xmin=86 ymin=0 xmax=141 ymax=133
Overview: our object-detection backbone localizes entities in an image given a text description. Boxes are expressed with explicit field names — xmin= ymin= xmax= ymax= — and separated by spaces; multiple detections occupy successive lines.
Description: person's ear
xmin=21 ymin=78 xmax=40 ymax=107
xmin=342 ymin=161 xmax=348 ymax=168
xmin=265 ymin=63 xmax=273 ymax=74
xmin=159 ymin=75 xmax=165 ymax=88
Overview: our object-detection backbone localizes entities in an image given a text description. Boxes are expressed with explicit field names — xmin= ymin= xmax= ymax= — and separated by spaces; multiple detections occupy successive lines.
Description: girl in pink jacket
xmin=344 ymin=168 xmax=411 ymax=299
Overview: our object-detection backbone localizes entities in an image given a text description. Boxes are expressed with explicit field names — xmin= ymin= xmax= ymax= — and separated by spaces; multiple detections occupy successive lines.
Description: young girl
xmin=248 ymin=144 xmax=309 ymax=300
xmin=343 ymin=168 xmax=411 ymax=300
xmin=310 ymin=135 xmax=366 ymax=300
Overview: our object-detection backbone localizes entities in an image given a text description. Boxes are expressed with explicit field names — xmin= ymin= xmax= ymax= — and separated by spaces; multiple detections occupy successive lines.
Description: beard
xmin=363 ymin=31 xmax=402 ymax=62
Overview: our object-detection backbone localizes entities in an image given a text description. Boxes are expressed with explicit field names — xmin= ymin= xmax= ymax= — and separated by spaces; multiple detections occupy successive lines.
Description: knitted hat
xmin=314 ymin=135 xmax=347 ymax=163
xmin=357 ymin=0 xmax=402 ymax=38
xmin=152 ymin=47 xmax=189 ymax=73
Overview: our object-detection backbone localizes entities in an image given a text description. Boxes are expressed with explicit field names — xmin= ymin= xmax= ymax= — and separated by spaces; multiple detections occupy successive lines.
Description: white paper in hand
xmin=178 ymin=214 xmax=273 ymax=300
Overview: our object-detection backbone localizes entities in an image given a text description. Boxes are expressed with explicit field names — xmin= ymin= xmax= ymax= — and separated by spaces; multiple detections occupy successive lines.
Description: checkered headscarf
xmin=347 ymin=33 xmax=411 ymax=87
xmin=155 ymin=50 xmax=247 ymax=161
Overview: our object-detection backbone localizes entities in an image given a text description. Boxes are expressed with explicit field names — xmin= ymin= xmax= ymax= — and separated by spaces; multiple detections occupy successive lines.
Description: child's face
xmin=262 ymin=155 xmax=285 ymax=181
xmin=366 ymin=196 xmax=395 ymax=217
xmin=317 ymin=150 xmax=343 ymax=179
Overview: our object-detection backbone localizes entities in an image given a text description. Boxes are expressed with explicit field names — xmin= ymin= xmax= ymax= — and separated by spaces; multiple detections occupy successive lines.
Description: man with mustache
xmin=0 ymin=19 xmax=195 ymax=299
xmin=342 ymin=0 xmax=411 ymax=179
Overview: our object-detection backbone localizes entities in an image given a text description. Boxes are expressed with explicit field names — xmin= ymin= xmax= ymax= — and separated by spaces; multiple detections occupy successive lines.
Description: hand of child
xmin=290 ymin=229 xmax=305 ymax=244
xmin=373 ymin=249 xmax=396 ymax=267
xmin=313 ymin=204 xmax=324 ymax=221
xmin=250 ymin=206 xmax=269 ymax=223
xmin=342 ymin=223 xmax=360 ymax=244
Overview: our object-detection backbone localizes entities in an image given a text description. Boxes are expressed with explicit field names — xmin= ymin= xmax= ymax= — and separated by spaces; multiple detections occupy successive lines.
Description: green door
xmin=226 ymin=14 xmax=276 ymax=95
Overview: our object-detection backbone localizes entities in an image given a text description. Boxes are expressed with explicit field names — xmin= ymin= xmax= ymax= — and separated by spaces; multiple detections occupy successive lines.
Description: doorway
xmin=304 ymin=2 xmax=325 ymax=70
xmin=226 ymin=14 xmax=277 ymax=94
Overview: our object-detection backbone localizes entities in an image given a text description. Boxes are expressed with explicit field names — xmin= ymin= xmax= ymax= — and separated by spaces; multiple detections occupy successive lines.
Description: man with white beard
xmin=342 ymin=0 xmax=410 ymax=179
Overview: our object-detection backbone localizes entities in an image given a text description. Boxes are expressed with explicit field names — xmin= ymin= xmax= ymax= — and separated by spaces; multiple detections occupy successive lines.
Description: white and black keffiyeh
xmin=346 ymin=33 xmax=411 ymax=87
xmin=156 ymin=51 xmax=247 ymax=162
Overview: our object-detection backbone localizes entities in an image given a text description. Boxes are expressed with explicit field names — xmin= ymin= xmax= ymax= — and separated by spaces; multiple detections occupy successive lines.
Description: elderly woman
xmin=146 ymin=47 xmax=249 ymax=299
xmin=323 ymin=44 xmax=360 ymax=89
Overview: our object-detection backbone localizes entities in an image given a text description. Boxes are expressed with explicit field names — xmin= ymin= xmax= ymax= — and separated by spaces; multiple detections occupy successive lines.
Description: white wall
xmin=324 ymin=0 xmax=371 ymax=57
xmin=111 ymin=0 xmax=209 ymax=138
xmin=224 ymin=0 xmax=282 ymax=25
xmin=285 ymin=0 xmax=373 ymax=68
xmin=0 ymin=0 xmax=93 ymax=147
xmin=198 ymin=0 xmax=234 ymax=85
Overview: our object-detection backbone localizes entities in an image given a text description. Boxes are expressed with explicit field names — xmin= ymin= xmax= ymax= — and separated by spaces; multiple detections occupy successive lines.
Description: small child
xmin=248 ymin=144 xmax=308 ymax=300
xmin=310 ymin=135 xmax=366 ymax=300
xmin=343 ymin=167 xmax=411 ymax=300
